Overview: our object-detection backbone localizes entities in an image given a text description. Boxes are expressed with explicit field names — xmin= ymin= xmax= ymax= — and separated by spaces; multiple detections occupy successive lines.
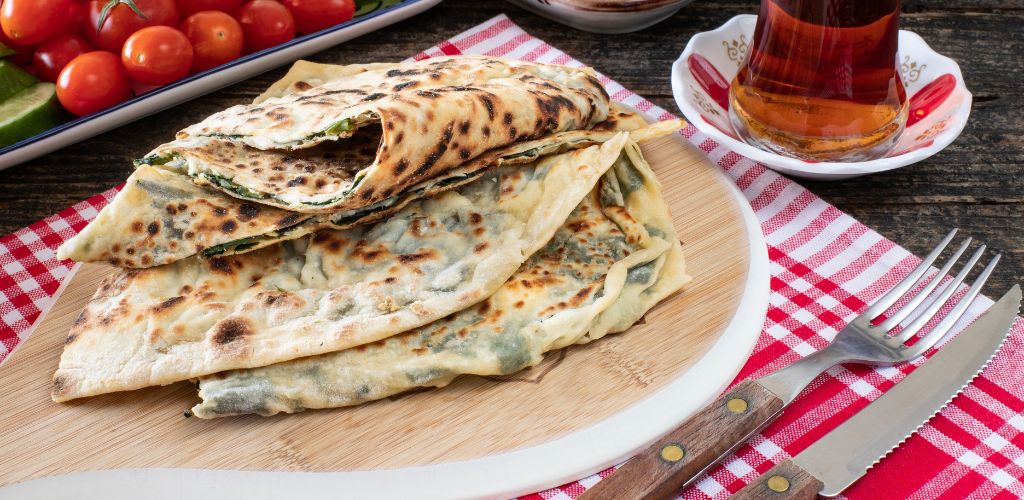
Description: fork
xmin=580 ymin=229 xmax=1001 ymax=500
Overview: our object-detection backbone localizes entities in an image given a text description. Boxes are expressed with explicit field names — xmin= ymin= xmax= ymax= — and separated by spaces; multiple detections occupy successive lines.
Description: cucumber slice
xmin=354 ymin=2 xmax=382 ymax=16
xmin=0 ymin=60 xmax=37 ymax=102
xmin=355 ymin=0 xmax=400 ymax=16
xmin=0 ymin=83 xmax=62 ymax=148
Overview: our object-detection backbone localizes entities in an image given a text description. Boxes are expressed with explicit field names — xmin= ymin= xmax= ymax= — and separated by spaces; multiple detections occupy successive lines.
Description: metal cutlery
xmin=581 ymin=229 xmax=1008 ymax=499
xmin=734 ymin=284 xmax=1020 ymax=498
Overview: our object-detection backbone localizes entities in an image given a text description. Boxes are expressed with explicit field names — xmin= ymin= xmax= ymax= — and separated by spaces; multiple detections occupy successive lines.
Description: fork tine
xmin=903 ymin=254 xmax=1002 ymax=357
xmin=892 ymin=244 xmax=986 ymax=344
xmin=864 ymin=228 xmax=958 ymax=319
xmin=876 ymin=237 xmax=972 ymax=332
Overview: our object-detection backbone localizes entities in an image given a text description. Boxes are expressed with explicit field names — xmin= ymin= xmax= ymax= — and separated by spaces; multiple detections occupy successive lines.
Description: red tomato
xmin=0 ymin=19 xmax=35 ymax=64
xmin=56 ymin=51 xmax=132 ymax=116
xmin=1 ymin=0 xmax=73 ymax=45
xmin=282 ymin=0 xmax=353 ymax=35
xmin=84 ymin=0 xmax=179 ymax=53
xmin=236 ymin=0 xmax=293 ymax=54
xmin=33 ymin=34 xmax=95 ymax=82
xmin=122 ymin=26 xmax=191 ymax=85
xmin=180 ymin=10 xmax=241 ymax=72
xmin=55 ymin=1 xmax=87 ymax=37
xmin=175 ymin=0 xmax=242 ymax=17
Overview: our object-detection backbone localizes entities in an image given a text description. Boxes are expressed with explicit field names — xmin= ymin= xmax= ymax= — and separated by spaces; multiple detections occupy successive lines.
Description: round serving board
xmin=0 ymin=133 xmax=769 ymax=499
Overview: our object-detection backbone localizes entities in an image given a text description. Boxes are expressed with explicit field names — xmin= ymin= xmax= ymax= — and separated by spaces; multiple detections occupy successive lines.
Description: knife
xmin=730 ymin=285 xmax=1020 ymax=498
xmin=580 ymin=230 xmax=1011 ymax=500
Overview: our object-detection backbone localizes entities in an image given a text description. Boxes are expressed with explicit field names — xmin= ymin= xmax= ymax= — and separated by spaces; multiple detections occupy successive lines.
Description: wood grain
xmin=731 ymin=459 xmax=824 ymax=500
xmin=0 ymin=0 xmax=1020 ymax=293
xmin=578 ymin=379 xmax=784 ymax=500
xmin=0 ymin=135 xmax=755 ymax=487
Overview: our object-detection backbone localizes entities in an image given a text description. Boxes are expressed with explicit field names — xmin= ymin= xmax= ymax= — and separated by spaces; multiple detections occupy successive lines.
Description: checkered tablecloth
xmin=3 ymin=14 xmax=1024 ymax=499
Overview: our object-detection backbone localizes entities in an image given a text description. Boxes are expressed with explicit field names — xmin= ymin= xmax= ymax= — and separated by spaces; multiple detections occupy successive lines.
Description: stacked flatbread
xmin=52 ymin=56 xmax=690 ymax=418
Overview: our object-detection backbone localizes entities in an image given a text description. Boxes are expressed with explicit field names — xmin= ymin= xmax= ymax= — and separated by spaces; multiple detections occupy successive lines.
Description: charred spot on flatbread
xmin=212 ymin=317 xmax=252 ymax=345
xmin=51 ymin=374 xmax=73 ymax=399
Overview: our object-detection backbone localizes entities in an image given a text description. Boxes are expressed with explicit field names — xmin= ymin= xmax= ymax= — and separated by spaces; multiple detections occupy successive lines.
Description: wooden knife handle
xmin=579 ymin=379 xmax=784 ymax=500
xmin=731 ymin=459 xmax=823 ymax=500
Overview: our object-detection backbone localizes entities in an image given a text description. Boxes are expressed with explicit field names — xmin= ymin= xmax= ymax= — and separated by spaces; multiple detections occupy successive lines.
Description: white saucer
xmin=671 ymin=14 xmax=972 ymax=181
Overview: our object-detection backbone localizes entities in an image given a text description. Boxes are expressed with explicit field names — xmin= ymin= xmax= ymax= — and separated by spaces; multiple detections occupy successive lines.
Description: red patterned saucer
xmin=671 ymin=14 xmax=971 ymax=180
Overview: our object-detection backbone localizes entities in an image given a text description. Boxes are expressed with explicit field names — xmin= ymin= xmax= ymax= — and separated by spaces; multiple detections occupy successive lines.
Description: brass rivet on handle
xmin=659 ymin=444 xmax=685 ymax=463
xmin=767 ymin=475 xmax=791 ymax=492
xmin=727 ymin=397 xmax=749 ymax=414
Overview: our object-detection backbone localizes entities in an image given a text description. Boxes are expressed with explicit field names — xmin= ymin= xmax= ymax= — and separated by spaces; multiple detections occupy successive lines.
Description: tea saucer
xmin=670 ymin=14 xmax=972 ymax=180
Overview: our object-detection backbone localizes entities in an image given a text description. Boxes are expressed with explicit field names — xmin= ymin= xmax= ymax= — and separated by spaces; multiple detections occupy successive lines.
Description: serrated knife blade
xmin=748 ymin=285 xmax=1021 ymax=498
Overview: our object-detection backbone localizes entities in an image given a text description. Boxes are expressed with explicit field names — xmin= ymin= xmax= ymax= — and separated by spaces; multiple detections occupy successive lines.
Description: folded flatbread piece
xmin=57 ymin=123 xmax=630 ymax=268
xmin=56 ymin=110 xmax=680 ymax=269
xmin=52 ymin=134 xmax=630 ymax=402
xmin=57 ymin=56 xmax=617 ymax=268
xmin=142 ymin=56 xmax=610 ymax=213
xmin=192 ymin=139 xmax=689 ymax=417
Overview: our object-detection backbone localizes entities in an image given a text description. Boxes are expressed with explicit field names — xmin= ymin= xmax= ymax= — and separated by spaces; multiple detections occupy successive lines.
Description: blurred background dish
xmin=0 ymin=0 xmax=441 ymax=171
xmin=506 ymin=0 xmax=694 ymax=34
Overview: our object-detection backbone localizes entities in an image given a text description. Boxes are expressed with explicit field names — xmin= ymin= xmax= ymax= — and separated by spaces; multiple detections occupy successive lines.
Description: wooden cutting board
xmin=0 ymin=135 xmax=754 ymax=490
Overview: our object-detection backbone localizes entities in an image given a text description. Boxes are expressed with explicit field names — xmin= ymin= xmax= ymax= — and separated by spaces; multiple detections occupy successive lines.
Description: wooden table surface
xmin=1 ymin=0 xmax=1021 ymax=292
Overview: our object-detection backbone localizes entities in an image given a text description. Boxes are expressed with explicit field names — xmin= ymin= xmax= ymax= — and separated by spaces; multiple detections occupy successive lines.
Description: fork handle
xmin=579 ymin=379 xmax=784 ymax=500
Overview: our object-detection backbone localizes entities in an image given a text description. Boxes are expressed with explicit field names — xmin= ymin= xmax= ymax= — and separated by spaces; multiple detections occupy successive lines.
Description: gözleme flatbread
xmin=192 ymin=139 xmax=688 ymax=417
xmin=56 ymin=56 xmax=614 ymax=269
xmin=56 ymin=115 xmax=658 ymax=269
xmin=140 ymin=56 xmax=610 ymax=213
xmin=52 ymin=134 xmax=631 ymax=402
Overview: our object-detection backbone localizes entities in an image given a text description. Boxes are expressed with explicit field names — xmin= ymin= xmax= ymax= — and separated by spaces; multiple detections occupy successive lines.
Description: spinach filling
xmin=501 ymin=147 xmax=541 ymax=161
xmin=138 ymin=128 xmax=597 ymax=212
xmin=307 ymin=118 xmax=355 ymax=140
xmin=202 ymin=217 xmax=314 ymax=257
xmin=202 ymin=174 xmax=269 ymax=200
xmin=205 ymin=133 xmax=247 ymax=140
xmin=134 ymin=152 xmax=178 ymax=168
xmin=329 ymin=171 xmax=482 ymax=226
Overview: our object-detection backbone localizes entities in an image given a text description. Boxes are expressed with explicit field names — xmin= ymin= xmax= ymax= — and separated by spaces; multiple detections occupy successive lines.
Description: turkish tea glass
xmin=729 ymin=0 xmax=908 ymax=161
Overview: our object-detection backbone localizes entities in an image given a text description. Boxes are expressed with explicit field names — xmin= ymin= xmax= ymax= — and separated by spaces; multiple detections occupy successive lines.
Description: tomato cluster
xmin=1 ymin=0 xmax=355 ymax=116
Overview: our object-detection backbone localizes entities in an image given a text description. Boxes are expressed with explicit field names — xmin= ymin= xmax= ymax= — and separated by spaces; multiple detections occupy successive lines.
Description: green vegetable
xmin=205 ymin=132 xmax=247 ymax=140
xmin=354 ymin=0 xmax=401 ymax=16
xmin=203 ymin=237 xmax=260 ymax=257
xmin=305 ymin=118 xmax=355 ymax=141
xmin=0 ymin=83 xmax=61 ymax=149
xmin=501 ymin=147 xmax=540 ymax=161
xmin=202 ymin=217 xmax=313 ymax=256
xmin=329 ymin=172 xmax=480 ymax=226
xmin=0 ymin=60 xmax=38 ymax=103
xmin=134 ymin=152 xmax=177 ymax=167
xmin=0 ymin=42 xmax=15 ymax=59
xmin=203 ymin=174 xmax=269 ymax=200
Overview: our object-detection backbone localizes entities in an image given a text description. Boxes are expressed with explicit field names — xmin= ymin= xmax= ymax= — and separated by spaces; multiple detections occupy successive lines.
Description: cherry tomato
xmin=175 ymin=0 xmax=242 ymax=17
xmin=236 ymin=0 xmax=293 ymax=54
xmin=55 ymin=1 xmax=87 ymax=37
xmin=84 ymin=0 xmax=179 ymax=53
xmin=1 ymin=0 xmax=73 ymax=45
xmin=57 ymin=51 xmax=132 ymax=116
xmin=33 ymin=34 xmax=95 ymax=82
xmin=0 ymin=20 xmax=35 ymax=65
xmin=180 ymin=10 xmax=241 ymax=72
xmin=282 ymin=0 xmax=353 ymax=35
xmin=122 ymin=26 xmax=192 ymax=85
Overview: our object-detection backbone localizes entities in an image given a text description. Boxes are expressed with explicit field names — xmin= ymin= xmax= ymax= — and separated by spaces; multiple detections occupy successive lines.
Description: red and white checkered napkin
xmin=2 ymin=14 xmax=1023 ymax=499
